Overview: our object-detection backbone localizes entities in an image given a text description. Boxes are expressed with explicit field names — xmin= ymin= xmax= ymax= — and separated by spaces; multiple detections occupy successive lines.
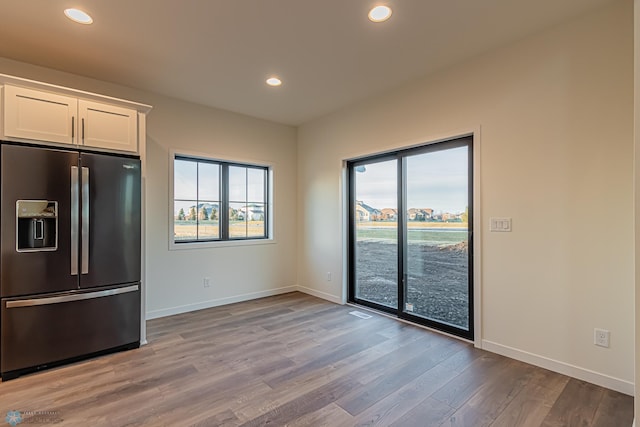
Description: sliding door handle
xmin=81 ymin=167 xmax=89 ymax=275
xmin=71 ymin=166 xmax=79 ymax=276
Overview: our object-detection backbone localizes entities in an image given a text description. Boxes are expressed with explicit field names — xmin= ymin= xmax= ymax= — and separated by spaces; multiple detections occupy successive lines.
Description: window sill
xmin=169 ymin=238 xmax=276 ymax=251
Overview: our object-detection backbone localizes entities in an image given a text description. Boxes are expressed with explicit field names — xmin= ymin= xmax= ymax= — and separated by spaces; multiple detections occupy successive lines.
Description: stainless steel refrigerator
xmin=0 ymin=143 xmax=141 ymax=380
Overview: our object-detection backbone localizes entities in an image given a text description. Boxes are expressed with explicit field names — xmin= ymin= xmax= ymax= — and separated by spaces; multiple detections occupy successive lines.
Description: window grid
xmin=174 ymin=155 xmax=268 ymax=243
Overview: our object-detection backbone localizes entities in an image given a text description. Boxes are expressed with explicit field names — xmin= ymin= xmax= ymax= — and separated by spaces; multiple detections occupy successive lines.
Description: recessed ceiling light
xmin=64 ymin=8 xmax=93 ymax=25
xmin=368 ymin=5 xmax=392 ymax=23
xmin=266 ymin=77 xmax=282 ymax=87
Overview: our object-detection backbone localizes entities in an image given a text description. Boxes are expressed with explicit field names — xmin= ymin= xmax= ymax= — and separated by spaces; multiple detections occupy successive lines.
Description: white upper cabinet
xmin=0 ymin=76 xmax=151 ymax=154
xmin=79 ymin=100 xmax=137 ymax=152
xmin=4 ymin=85 xmax=78 ymax=145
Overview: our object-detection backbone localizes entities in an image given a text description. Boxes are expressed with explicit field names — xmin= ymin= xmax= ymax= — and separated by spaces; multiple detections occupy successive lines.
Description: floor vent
xmin=349 ymin=311 xmax=372 ymax=319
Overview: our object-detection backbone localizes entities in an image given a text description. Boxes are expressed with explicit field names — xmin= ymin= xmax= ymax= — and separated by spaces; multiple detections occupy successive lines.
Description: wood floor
xmin=0 ymin=292 xmax=633 ymax=426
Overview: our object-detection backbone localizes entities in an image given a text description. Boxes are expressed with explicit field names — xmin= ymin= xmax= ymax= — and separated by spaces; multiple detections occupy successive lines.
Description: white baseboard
xmin=145 ymin=286 xmax=297 ymax=320
xmin=482 ymin=340 xmax=634 ymax=396
xmin=296 ymin=285 xmax=343 ymax=305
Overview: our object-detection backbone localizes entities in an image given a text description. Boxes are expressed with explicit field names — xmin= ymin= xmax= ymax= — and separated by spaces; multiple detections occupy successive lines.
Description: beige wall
xmin=143 ymin=96 xmax=297 ymax=318
xmin=298 ymin=0 xmax=634 ymax=393
xmin=0 ymin=57 xmax=298 ymax=320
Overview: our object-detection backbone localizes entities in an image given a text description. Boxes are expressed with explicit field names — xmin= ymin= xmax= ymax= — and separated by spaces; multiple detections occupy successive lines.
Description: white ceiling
xmin=1 ymin=0 xmax=616 ymax=126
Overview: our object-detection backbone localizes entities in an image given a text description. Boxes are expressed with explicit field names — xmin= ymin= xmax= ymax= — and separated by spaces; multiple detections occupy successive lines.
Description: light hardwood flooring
xmin=0 ymin=292 xmax=634 ymax=426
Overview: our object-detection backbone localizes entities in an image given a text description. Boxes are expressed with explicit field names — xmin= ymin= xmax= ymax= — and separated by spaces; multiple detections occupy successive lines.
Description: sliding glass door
xmin=352 ymin=158 xmax=398 ymax=309
xmin=403 ymin=145 xmax=471 ymax=333
xmin=349 ymin=136 xmax=473 ymax=339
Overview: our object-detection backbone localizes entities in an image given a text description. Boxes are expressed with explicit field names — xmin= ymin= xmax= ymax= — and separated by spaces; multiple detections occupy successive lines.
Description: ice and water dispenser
xmin=16 ymin=200 xmax=58 ymax=251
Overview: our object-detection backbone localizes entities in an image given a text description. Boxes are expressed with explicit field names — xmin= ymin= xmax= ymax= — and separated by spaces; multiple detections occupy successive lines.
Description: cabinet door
xmin=3 ymin=85 xmax=78 ymax=145
xmin=79 ymin=100 xmax=138 ymax=152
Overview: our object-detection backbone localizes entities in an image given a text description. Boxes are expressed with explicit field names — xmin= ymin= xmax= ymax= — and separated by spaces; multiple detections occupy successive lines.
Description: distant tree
xmin=188 ymin=206 xmax=197 ymax=221
xmin=461 ymin=207 xmax=469 ymax=224
xmin=177 ymin=208 xmax=186 ymax=220
xmin=229 ymin=208 xmax=238 ymax=221
xmin=199 ymin=206 xmax=209 ymax=221
xmin=211 ymin=207 xmax=218 ymax=221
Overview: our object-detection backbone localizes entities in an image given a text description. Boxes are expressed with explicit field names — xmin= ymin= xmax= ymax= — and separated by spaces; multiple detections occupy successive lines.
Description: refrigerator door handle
xmin=5 ymin=285 xmax=139 ymax=308
xmin=71 ymin=166 xmax=79 ymax=276
xmin=81 ymin=167 xmax=90 ymax=275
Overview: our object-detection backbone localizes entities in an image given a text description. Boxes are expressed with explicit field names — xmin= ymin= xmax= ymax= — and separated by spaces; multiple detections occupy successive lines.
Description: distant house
xmin=380 ymin=208 xmax=398 ymax=221
xmin=442 ymin=212 xmax=463 ymax=222
xmin=238 ymin=204 xmax=265 ymax=221
xmin=355 ymin=201 xmax=381 ymax=221
xmin=407 ymin=208 xmax=427 ymax=221
xmin=407 ymin=208 xmax=424 ymax=221
xmin=355 ymin=204 xmax=370 ymax=221
xmin=431 ymin=212 xmax=463 ymax=222
xmin=405 ymin=208 xmax=434 ymax=221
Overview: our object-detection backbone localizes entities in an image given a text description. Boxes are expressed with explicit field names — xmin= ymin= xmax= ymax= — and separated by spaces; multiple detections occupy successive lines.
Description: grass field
xmin=174 ymin=220 xmax=265 ymax=240
xmin=358 ymin=221 xmax=467 ymax=229
xmin=356 ymin=223 xmax=467 ymax=246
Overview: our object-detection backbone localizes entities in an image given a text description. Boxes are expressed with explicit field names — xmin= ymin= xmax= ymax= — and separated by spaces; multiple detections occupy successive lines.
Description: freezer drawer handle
xmin=71 ymin=166 xmax=79 ymax=275
xmin=5 ymin=285 xmax=139 ymax=309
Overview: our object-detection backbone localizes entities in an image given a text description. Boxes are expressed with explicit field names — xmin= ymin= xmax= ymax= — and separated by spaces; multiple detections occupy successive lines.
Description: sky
xmin=174 ymin=160 xmax=265 ymax=205
xmin=174 ymin=149 xmax=468 ymax=215
xmin=174 ymin=160 xmax=269 ymax=218
xmin=355 ymin=146 xmax=469 ymax=214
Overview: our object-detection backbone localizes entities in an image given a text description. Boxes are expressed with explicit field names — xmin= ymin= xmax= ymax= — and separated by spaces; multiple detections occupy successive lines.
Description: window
xmin=173 ymin=155 xmax=269 ymax=243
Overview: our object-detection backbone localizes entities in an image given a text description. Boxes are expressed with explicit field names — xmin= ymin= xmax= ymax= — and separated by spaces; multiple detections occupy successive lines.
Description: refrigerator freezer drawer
xmin=1 ymin=285 xmax=140 ymax=377
xmin=5 ymin=285 xmax=139 ymax=308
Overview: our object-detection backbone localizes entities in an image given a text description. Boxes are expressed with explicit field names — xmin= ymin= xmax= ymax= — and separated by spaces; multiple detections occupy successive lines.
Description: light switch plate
xmin=490 ymin=217 xmax=512 ymax=232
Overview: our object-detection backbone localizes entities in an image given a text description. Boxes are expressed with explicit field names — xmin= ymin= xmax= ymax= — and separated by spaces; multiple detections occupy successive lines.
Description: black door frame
xmin=347 ymin=135 xmax=474 ymax=340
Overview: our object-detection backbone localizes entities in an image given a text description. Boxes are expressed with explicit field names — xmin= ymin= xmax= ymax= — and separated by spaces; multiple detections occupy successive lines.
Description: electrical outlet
xmin=203 ymin=277 xmax=210 ymax=288
xmin=594 ymin=328 xmax=610 ymax=348
xmin=327 ymin=272 xmax=332 ymax=281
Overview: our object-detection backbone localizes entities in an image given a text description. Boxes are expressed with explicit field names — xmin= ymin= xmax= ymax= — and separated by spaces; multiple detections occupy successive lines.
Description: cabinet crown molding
xmin=0 ymin=73 xmax=152 ymax=114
